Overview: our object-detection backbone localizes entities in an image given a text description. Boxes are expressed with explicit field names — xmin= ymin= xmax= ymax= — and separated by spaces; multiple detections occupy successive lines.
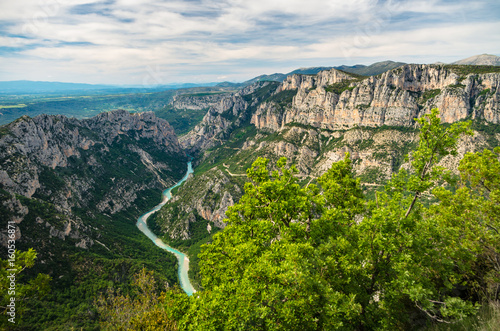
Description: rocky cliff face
xmin=251 ymin=64 xmax=500 ymax=131
xmin=153 ymin=168 xmax=243 ymax=240
xmin=85 ymin=110 xmax=184 ymax=152
xmin=180 ymin=94 xmax=248 ymax=152
xmin=194 ymin=64 xmax=489 ymax=136
xmin=169 ymin=93 xmax=227 ymax=111
xmin=0 ymin=109 xmax=186 ymax=248
xmin=180 ymin=82 xmax=278 ymax=154
xmin=280 ymin=68 xmax=356 ymax=91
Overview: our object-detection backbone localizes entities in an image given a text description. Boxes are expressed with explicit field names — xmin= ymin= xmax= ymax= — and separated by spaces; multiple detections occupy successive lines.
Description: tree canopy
xmin=1 ymin=249 xmax=51 ymax=328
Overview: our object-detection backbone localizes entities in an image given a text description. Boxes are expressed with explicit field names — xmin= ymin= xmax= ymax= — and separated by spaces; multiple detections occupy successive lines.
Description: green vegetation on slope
xmin=194 ymin=125 xmax=258 ymax=174
xmin=421 ymin=89 xmax=442 ymax=103
xmin=0 ymin=188 xmax=180 ymax=330
xmin=446 ymin=64 xmax=500 ymax=78
xmin=335 ymin=69 xmax=367 ymax=80
xmin=325 ymin=80 xmax=356 ymax=94
xmin=155 ymin=105 xmax=208 ymax=136
xmin=149 ymin=210 xmax=221 ymax=290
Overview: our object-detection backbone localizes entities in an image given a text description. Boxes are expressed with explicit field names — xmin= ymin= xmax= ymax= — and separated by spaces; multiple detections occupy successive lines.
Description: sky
xmin=0 ymin=0 xmax=499 ymax=85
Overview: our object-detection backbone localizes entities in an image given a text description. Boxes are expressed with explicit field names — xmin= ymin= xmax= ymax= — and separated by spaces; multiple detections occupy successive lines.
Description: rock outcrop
xmin=85 ymin=110 xmax=184 ymax=153
xmin=180 ymin=94 xmax=247 ymax=152
xmin=169 ymin=93 xmax=227 ymax=111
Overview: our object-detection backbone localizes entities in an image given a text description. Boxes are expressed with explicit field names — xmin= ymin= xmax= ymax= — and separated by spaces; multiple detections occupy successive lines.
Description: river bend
xmin=136 ymin=161 xmax=196 ymax=296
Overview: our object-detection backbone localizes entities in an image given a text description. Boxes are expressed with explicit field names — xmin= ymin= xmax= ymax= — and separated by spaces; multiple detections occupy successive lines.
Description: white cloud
xmin=0 ymin=0 xmax=498 ymax=84
xmin=306 ymin=21 xmax=500 ymax=60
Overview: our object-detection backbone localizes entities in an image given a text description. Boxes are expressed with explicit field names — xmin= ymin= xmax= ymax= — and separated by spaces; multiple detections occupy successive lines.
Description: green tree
xmin=187 ymin=156 xmax=361 ymax=330
xmin=96 ymin=267 xmax=182 ymax=330
xmin=0 ymin=249 xmax=51 ymax=327
xmin=347 ymin=109 xmax=476 ymax=328
xmin=431 ymin=147 xmax=500 ymax=302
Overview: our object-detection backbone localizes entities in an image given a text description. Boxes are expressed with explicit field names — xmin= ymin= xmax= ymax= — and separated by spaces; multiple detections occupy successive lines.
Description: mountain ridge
xmin=239 ymin=61 xmax=407 ymax=86
xmin=182 ymin=63 xmax=500 ymax=154
xmin=452 ymin=53 xmax=500 ymax=66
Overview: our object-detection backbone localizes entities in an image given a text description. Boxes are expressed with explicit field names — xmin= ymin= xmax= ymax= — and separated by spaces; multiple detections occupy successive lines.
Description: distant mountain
xmin=241 ymin=73 xmax=287 ymax=86
xmin=242 ymin=67 xmax=337 ymax=86
xmin=0 ymin=80 xmax=114 ymax=94
xmin=240 ymin=62 xmax=405 ymax=86
xmin=0 ymin=80 xmax=224 ymax=95
xmin=334 ymin=64 xmax=367 ymax=72
xmin=159 ymin=82 xmax=220 ymax=89
xmin=452 ymin=54 xmax=500 ymax=66
xmin=336 ymin=61 xmax=406 ymax=76
xmin=2 ymin=61 xmax=408 ymax=95
xmin=288 ymin=67 xmax=334 ymax=75
xmin=216 ymin=81 xmax=244 ymax=88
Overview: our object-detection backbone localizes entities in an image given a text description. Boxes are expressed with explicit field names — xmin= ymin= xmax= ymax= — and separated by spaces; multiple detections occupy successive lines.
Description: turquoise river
xmin=136 ymin=161 xmax=196 ymax=296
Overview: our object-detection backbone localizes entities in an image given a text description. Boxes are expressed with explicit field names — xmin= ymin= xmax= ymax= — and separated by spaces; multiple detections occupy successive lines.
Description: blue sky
xmin=0 ymin=0 xmax=499 ymax=85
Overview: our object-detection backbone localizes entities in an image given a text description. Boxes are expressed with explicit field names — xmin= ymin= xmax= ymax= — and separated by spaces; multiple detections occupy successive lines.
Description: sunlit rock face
xmin=250 ymin=65 xmax=499 ymax=131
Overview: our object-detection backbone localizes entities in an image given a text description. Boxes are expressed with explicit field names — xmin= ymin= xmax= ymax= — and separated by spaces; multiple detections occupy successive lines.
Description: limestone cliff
xmin=169 ymin=93 xmax=228 ymax=111
xmin=180 ymin=94 xmax=247 ymax=152
xmin=180 ymin=81 xmax=279 ymax=154
xmin=85 ymin=109 xmax=184 ymax=153
xmin=280 ymin=68 xmax=356 ymax=91
xmin=252 ymin=64 xmax=500 ymax=131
